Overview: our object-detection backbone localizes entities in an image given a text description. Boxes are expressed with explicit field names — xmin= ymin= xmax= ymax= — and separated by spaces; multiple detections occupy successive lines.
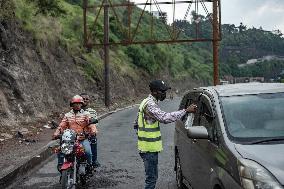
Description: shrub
xmin=0 ymin=0 xmax=15 ymax=20
xmin=26 ymin=0 xmax=66 ymax=17
xmin=64 ymin=0 xmax=81 ymax=6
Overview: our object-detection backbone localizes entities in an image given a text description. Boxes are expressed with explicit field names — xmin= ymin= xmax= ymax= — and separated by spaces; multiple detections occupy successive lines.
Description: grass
xmin=14 ymin=0 xmax=213 ymax=83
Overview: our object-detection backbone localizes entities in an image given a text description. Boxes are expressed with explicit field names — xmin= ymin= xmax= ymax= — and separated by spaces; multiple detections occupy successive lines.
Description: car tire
xmin=176 ymin=152 xmax=185 ymax=189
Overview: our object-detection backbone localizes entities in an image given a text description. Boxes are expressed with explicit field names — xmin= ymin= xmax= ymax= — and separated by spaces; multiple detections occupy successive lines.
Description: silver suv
xmin=174 ymin=83 xmax=284 ymax=189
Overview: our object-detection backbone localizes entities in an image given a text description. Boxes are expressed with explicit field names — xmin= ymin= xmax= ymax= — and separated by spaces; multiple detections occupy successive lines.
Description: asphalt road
xmin=15 ymin=98 xmax=182 ymax=189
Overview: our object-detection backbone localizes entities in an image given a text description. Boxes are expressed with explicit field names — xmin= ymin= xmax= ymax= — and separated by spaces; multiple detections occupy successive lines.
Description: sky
xmin=222 ymin=0 xmax=284 ymax=32
xmin=133 ymin=0 xmax=284 ymax=33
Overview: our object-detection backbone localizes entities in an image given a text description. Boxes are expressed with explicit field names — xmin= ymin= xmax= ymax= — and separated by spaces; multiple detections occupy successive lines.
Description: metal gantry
xmin=83 ymin=0 xmax=221 ymax=106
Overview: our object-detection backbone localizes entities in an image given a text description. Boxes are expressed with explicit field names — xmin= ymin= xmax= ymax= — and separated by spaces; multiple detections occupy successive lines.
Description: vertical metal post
xmin=104 ymin=0 xmax=110 ymax=107
xmin=83 ymin=0 xmax=87 ymax=46
xmin=128 ymin=0 xmax=132 ymax=41
xmin=150 ymin=0 xmax=153 ymax=39
xmin=172 ymin=0 xmax=176 ymax=39
xmin=212 ymin=0 xmax=219 ymax=85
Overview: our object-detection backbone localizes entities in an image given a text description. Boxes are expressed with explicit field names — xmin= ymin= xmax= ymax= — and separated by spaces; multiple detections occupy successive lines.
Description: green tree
xmin=27 ymin=0 xmax=66 ymax=17
xmin=238 ymin=22 xmax=247 ymax=33
xmin=65 ymin=0 xmax=81 ymax=5
xmin=0 ymin=0 xmax=15 ymax=20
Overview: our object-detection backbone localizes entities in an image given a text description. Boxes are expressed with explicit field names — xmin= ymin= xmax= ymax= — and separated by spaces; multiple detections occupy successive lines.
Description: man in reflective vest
xmin=134 ymin=80 xmax=197 ymax=189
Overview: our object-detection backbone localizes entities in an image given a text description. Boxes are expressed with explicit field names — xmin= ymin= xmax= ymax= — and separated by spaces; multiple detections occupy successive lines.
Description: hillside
xmin=1 ymin=0 xmax=284 ymax=132
xmin=0 ymin=0 xmax=207 ymax=131
xmin=175 ymin=19 xmax=284 ymax=79
xmin=220 ymin=24 xmax=284 ymax=78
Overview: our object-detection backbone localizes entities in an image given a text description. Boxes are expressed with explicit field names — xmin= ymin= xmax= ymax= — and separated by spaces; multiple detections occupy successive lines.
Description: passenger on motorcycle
xmin=80 ymin=93 xmax=101 ymax=168
xmin=52 ymin=95 xmax=97 ymax=171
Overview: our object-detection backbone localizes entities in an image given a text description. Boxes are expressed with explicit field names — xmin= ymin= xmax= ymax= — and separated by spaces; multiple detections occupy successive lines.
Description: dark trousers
xmin=57 ymin=152 xmax=65 ymax=171
xmin=89 ymin=135 xmax=98 ymax=164
xmin=140 ymin=152 xmax=159 ymax=189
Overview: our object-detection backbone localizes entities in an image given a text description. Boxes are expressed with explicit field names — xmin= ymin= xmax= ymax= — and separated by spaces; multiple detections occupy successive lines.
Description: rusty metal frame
xmin=83 ymin=0 xmax=221 ymax=47
xmin=83 ymin=0 xmax=221 ymax=106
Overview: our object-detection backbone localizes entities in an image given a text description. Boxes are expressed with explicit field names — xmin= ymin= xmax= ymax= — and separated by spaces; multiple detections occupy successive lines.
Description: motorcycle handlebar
xmin=89 ymin=118 xmax=98 ymax=124
xmin=52 ymin=132 xmax=94 ymax=141
xmin=52 ymin=134 xmax=62 ymax=140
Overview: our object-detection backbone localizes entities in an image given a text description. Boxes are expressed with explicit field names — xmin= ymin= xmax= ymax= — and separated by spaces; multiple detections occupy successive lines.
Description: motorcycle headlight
xmin=61 ymin=143 xmax=74 ymax=155
xmin=238 ymin=159 xmax=283 ymax=189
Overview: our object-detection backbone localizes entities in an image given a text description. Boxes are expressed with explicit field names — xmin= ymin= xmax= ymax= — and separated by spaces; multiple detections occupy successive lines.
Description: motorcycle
xmin=54 ymin=129 xmax=91 ymax=189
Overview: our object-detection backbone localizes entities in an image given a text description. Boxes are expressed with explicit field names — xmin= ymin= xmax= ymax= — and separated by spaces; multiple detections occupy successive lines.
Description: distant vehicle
xmin=174 ymin=83 xmax=284 ymax=189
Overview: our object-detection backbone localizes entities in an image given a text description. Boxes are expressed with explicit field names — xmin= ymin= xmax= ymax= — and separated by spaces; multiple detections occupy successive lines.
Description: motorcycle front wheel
xmin=61 ymin=168 xmax=76 ymax=189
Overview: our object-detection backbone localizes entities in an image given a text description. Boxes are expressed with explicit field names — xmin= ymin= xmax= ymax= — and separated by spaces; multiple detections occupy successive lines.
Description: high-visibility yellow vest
xmin=137 ymin=98 xmax=163 ymax=152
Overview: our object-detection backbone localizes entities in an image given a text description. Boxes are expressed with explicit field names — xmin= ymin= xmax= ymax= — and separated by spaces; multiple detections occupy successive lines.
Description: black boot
xmin=86 ymin=164 xmax=93 ymax=177
xmin=92 ymin=160 xmax=101 ymax=168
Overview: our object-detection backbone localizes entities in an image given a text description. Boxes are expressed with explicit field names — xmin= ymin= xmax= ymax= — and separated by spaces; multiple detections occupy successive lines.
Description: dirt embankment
xmin=0 ymin=19 xmax=204 ymax=178
xmin=0 ymin=20 xmax=203 ymax=134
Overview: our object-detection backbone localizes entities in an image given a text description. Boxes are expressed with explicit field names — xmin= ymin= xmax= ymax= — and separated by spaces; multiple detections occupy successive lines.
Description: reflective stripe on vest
xmin=137 ymin=98 xmax=163 ymax=152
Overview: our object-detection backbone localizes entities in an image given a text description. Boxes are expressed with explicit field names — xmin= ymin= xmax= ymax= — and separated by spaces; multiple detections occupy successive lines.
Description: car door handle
xmin=191 ymin=139 xmax=197 ymax=143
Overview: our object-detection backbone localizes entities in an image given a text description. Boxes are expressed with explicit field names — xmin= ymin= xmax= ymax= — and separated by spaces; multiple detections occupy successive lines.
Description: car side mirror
xmin=187 ymin=126 xmax=209 ymax=139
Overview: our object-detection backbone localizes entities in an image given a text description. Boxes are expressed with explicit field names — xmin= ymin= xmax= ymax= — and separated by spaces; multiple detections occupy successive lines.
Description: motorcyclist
xmin=80 ymin=93 xmax=101 ymax=168
xmin=52 ymin=95 xmax=97 ymax=172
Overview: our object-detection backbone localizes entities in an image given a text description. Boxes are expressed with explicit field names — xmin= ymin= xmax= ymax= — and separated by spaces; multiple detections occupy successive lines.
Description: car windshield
xmin=220 ymin=93 xmax=284 ymax=143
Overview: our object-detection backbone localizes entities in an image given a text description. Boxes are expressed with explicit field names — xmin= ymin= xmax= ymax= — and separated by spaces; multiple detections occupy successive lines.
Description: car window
xmin=181 ymin=92 xmax=200 ymax=123
xmin=181 ymin=97 xmax=193 ymax=122
xmin=199 ymin=98 xmax=218 ymax=144
xmin=185 ymin=113 xmax=195 ymax=129
xmin=221 ymin=92 xmax=284 ymax=142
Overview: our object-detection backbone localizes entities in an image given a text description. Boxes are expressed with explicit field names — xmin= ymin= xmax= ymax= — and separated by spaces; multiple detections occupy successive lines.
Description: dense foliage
xmin=26 ymin=0 xmax=66 ymax=17
xmin=175 ymin=16 xmax=284 ymax=80
xmin=13 ymin=0 xmax=284 ymax=83
xmin=220 ymin=24 xmax=284 ymax=77
xmin=0 ymin=0 xmax=15 ymax=20
xmin=17 ymin=0 xmax=213 ymax=82
xmin=238 ymin=60 xmax=284 ymax=78
xmin=65 ymin=0 xmax=82 ymax=5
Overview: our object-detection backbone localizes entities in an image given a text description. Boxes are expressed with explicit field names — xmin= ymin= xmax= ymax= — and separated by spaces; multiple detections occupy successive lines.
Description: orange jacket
xmin=54 ymin=109 xmax=97 ymax=136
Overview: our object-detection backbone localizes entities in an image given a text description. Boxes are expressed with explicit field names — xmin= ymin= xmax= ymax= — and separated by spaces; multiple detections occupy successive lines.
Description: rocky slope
xmin=0 ymin=20 xmax=202 ymax=133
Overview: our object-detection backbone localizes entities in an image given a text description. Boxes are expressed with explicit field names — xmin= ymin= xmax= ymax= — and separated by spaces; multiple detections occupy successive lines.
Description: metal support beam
xmin=104 ymin=0 xmax=110 ymax=107
xmin=89 ymin=38 xmax=213 ymax=46
xmin=86 ymin=0 xmax=214 ymax=8
xmin=83 ymin=0 xmax=87 ymax=46
xmin=212 ymin=0 xmax=219 ymax=85
xmin=84 ymin=0 xmax=222 ymax=94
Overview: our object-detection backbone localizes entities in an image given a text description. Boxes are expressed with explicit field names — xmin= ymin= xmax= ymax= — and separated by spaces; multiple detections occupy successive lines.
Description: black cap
xmin=149 ymin=80 xmax=171 ymax=91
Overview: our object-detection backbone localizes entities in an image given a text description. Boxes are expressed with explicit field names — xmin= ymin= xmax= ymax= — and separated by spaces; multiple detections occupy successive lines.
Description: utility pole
xmin=212 ymin=0 xmax=220 ymax=85
xmin=104 ymin=0 xmax=110 ymax=107
xmin=83 ymin=0 xmax=87 ymax=46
